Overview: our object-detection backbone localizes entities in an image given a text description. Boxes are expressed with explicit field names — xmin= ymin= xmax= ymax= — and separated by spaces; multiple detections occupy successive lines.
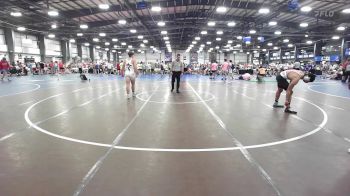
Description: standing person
xmin=210 ymin=61 xmax=218 ymax=79
xmin=0 ymin=57 xmax=11 ymax=81
xmin=39 ymin=62 xmax=45 ymax=75
xmin=121 ymin=52 xmax=139 ymax=99
xmin=221 ymin=59 xmax=229 ymax=80
xmin=273 ymin=68 xmax=316 ymax=114
xmin=160 ymin=61 xmax=165 ymax=77
xmin=58 ymin=61 xmax=64 ymax=74
xmin=170 ymin=53 xmax=184 ymax=93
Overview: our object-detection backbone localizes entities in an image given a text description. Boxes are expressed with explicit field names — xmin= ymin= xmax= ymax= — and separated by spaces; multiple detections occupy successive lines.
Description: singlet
xmin=280 ymin=69 xmax=304 ymax=80
xmin=125 ymin=59 xmax=135 ymax=75
xmin=211 ymin=63 xmax=218 ymax=71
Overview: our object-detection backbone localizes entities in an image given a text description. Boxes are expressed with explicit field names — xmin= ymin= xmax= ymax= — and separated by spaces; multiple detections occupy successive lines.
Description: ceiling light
xmin=118 ymin=20 xmax=126 ymax=25
xmin=161 ymin=31 xmax=167 ymax=35
xmin=128 ymin=45 xmax=132 ymax=48
xmin=332 ymin=36 xmax=340 ymax=40
xmin=121 ymin=42 xmax=126 ymax=45
xmin=268 ymin=21 xmax=277 ymax=26
xmin=51 ymin=24 xmax=57 ymax=29
xmin=249 ymin=30 xmax=256 ymax=34
xmin=237 ymin=36 xmax=242 ymax=39
xmin=273 ymin=47 xmax=279 ymax=50
xmin=259 ymin=8 xmax=270 ymax=14
xmin=283 ymin=39 xmax=290 ymax=43
xmin=157 ymin=21 xmax=165 ymax=26
xmin=208 ymin=21 xmax=216 ymax=26
xmin=227 ymin=22 xmax=236 ymax=27
xmin=215 ymin=46 xmax=220 ymax=49
xmin=216 ymin=30 xmax=223 ymax=35
xmin=274 ymin=31 xmax=282 ymax=35
xmin=10 ymin=12 xmax=22 ymax=17
xmin=236 ymin=44 xmax=241 ymax=47
xmin=105 ymin=42 xmax=110 ymax=46
xmin=112 ymin=38 xmax=118 ymax=42
xmin=165 ymin=41 xmax=170 ymax=44
xmin=112 ymin=50 xmax=116 ymax=53
xmin=99 ymin=4 xmax=110 ymax=9
xmin=140 ymin=43 xmax=145 ymax=47
xmin=305 ymin=34 xmax=309 ymax=37
xmin=267 ymin=43 xmax=273 ymax=46
xmin=96 ymin=46 xmax=101 ymax=49
xmin=206 ymin=41 xmax=211 ymax=45
xmin=163 ymin=37 xmax=169 ymax=40
xmin=300 ymin=23 xmax=309 ymax=27
xmin=192 ymin=41 xmax=197 ymax=44
xmin=195 ymin=37 xmax=200 ymax=40
xmin=130 ymin=29 xmax=137 ymax=33
xmin=342 ymin=8 xmax=350 ymax=14
xmin=228 ymin=40 xmax=233 ymax=44
xmin=301 ymin=6 xmax=312 ymax=12
xmin=137 ymin=35 xmax=144 ymax=39
xmin=200 ymin=44 xmax=205 ymax=47
xmin=84 ymin=43 xmax=90 ymax=46
xmin=143 ymin=40 xmax=148 ymax=43
xmin=77 ymin=33 xmax=83 ymax=36
xmin=262 ymin=49 xmax=267 ymax=52
xmin=216 ymin=6 xmax=227 ymax=13
xmin=48 ymin=34 xmax=55 ymax=38
xmin=288 ymin=44 xmax=294 ymax=47
xmin=201 ymin=31 xmax=207 ymax=35
xmin=306 ymin=40 xmax=313 ymax=44
xmin=69 ymin=39 xmax=75 ymax=43
xmin=151 ymin=6 xmax=162 ymax=12
xmin=80 ymin=24 xmax=88 ymax=29
xmin=216 ymin=38 xmax=221 ymax=41
xmin=105 ymin=48 xmax=109 ymax=51
xmin=48 ymin=10 xmax=59 ymax=16
xmin=337 ymin=26 xmax=346 ymax=31
xmin=99 ymin=33 xmax=106 ymax=37
xmin=17 ymin=26 xmax=26 ymax=31
xmin=93 ymin=38 xmax=99 ymax=42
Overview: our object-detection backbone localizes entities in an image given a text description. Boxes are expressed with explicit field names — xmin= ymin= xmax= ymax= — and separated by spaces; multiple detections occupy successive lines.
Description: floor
xmin=0 ymin=74 xmax=350 ymax=196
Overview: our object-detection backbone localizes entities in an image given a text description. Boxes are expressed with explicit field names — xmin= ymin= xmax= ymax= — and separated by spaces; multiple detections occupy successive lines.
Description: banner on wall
xmin=165 ymin=52 xmax=172 ymax=62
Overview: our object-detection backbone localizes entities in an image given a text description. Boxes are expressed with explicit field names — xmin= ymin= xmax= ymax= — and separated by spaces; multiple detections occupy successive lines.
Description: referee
xmin=170 ymin=54 xmax=184 ymax=93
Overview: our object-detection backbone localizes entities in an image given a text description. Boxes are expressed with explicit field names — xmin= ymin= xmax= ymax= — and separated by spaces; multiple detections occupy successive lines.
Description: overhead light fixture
xmin=161 ymin=31 xmax=167 ymax=35
xmin=151 ymin=6 xmax=162 ymax=12
xmin=112 ymin=50 xmax=116 ymax=53
xmin=17 ymin=26 xmax=26 ymax=31
xmin=105 ymin=48 xmax=109 ymax=51
xmin=137 ymin=35 xmax=144 ymax=39
xmin=48 ymin=34 xmax=55 ymax=38
xmin=77 ymin=33 xmax=83 ymax=36
xmin=112 ymin=38 xmax=118 ymax=42
xmin=300 ymin=23 xmax=309 ymax=27
xmin=337 ymin=26 xmax=346 ymax=31
xmin=216 ymin=38 xmax=222 ymax=41
xmin=143 ymin=40 xmax=148 ymax=43
xmin=236 ymin=44 xmax=241 ymax=47
xmin=228 ymin=40 xmax=233 ymax=44
xmin=96 ymin=46 xmax=101 ymax=49
xmin=201 ymin=31 xmax=207 ymax=35
xmin=227 ymin=22 xmax=236 ymax=27
xmin=130 ymin=29 xmax=137 ymax=33
xmin=105 ymin=42 xmax=110 ymax=46
xmin=140 ymin=43 xmax=145 ymax=47
xmin=283 ymin=39 xmax=290 ymax=43
xmin=301 ymin=6 xmax=312 ymax=12
xmin=288 ymin=44 xmax=294 ymax=47
xmin=306 ymin=40 xmax=313 ymax=44
xmin=273 ymin=46 xmax=279 ymax=50
xmin=216 ymin=6 xmax=227 ymax=13
xmin=259 ymin=8 xmax=270 ymax=14
xmin=10 ymin=12 xmax=22 ymax=17
xmin=99 ymin=4 xmax=110 ymax=9
xmin=262 ymin=49 xmax=267 ymax=52
xmin=237 ymin=36 xmax=242 ymax=39
xmin=51 ymin=24 xmax=57 ymax=29
xmin=200 ymin=44 xmax=205 ymax=47
xmin=206 ymin=41 xmax=211 ymax=45
xmin=268 ymin=21 xmax=277 ymax=26
xmin=121 ymin=42 xmax=126 ymax=45
xmin=342 ymin=8 xmax=350 ymax=14
xmin=274 ymin=31 xmax=282 ymax=35
xmin=48 ymin=10 xmax=59 ymax=16
xmin=80 ymin=24 xmax=88 ymax=29
xmin=332 ymin=35 xmax=340 ymax=40
xmin=267 ymin=43 xmax=273 ymax=46
xmin=192 ymin=41 xmax=197 ymax=44
xmin=157 ymin=21 xmax=165 ymax=26
xmin=165 ymin=41 xmax=170 ymax=44
xmin=163 ymin=36 xmax=169 ymax=40
xmin=113 ymin=45 xmax=118 ymax=48
xmin=84 ymin=43 xmax=90 ymax=46
xmin=216 ymin=30 xmax=223 ymax=35
xmin=69 ymin=39 xmax=75 ymax=43
xmin=93 ymin=38 xmax=99 ymax=42
xmin=99 ymin=32 xmax=106 ymax=37
xmin=249 ymin=30 xmax=256 ymax=34
xmin=128 ymin=45 xmax=132 ymax=48
xmin=118 ymin=20 xmax=126 ymax=25
xmin=195 ymin=37 xmax=200 ymax=40
xmin=215 ymin=46 xmax=220 ymax=49
xmin=305 ymin=34 xmax=309 ymax=37
xmin=208 ymin=21 xmax=216 ymax=26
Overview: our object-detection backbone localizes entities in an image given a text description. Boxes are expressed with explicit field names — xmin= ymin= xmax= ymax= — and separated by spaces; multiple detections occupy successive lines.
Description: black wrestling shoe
xmin=284 ymin=109 xmax=297 ymax=114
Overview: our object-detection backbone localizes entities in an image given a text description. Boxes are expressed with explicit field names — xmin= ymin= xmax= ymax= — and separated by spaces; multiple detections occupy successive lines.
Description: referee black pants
xmin=171 ymin=71 xmax=181 ymax=90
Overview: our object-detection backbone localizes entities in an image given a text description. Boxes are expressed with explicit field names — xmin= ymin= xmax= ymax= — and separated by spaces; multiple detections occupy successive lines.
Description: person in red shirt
xmin=58 ymin=61 xmax=64 ymax=74
xmin=0 ymin=57 xmax=11 ymax=81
